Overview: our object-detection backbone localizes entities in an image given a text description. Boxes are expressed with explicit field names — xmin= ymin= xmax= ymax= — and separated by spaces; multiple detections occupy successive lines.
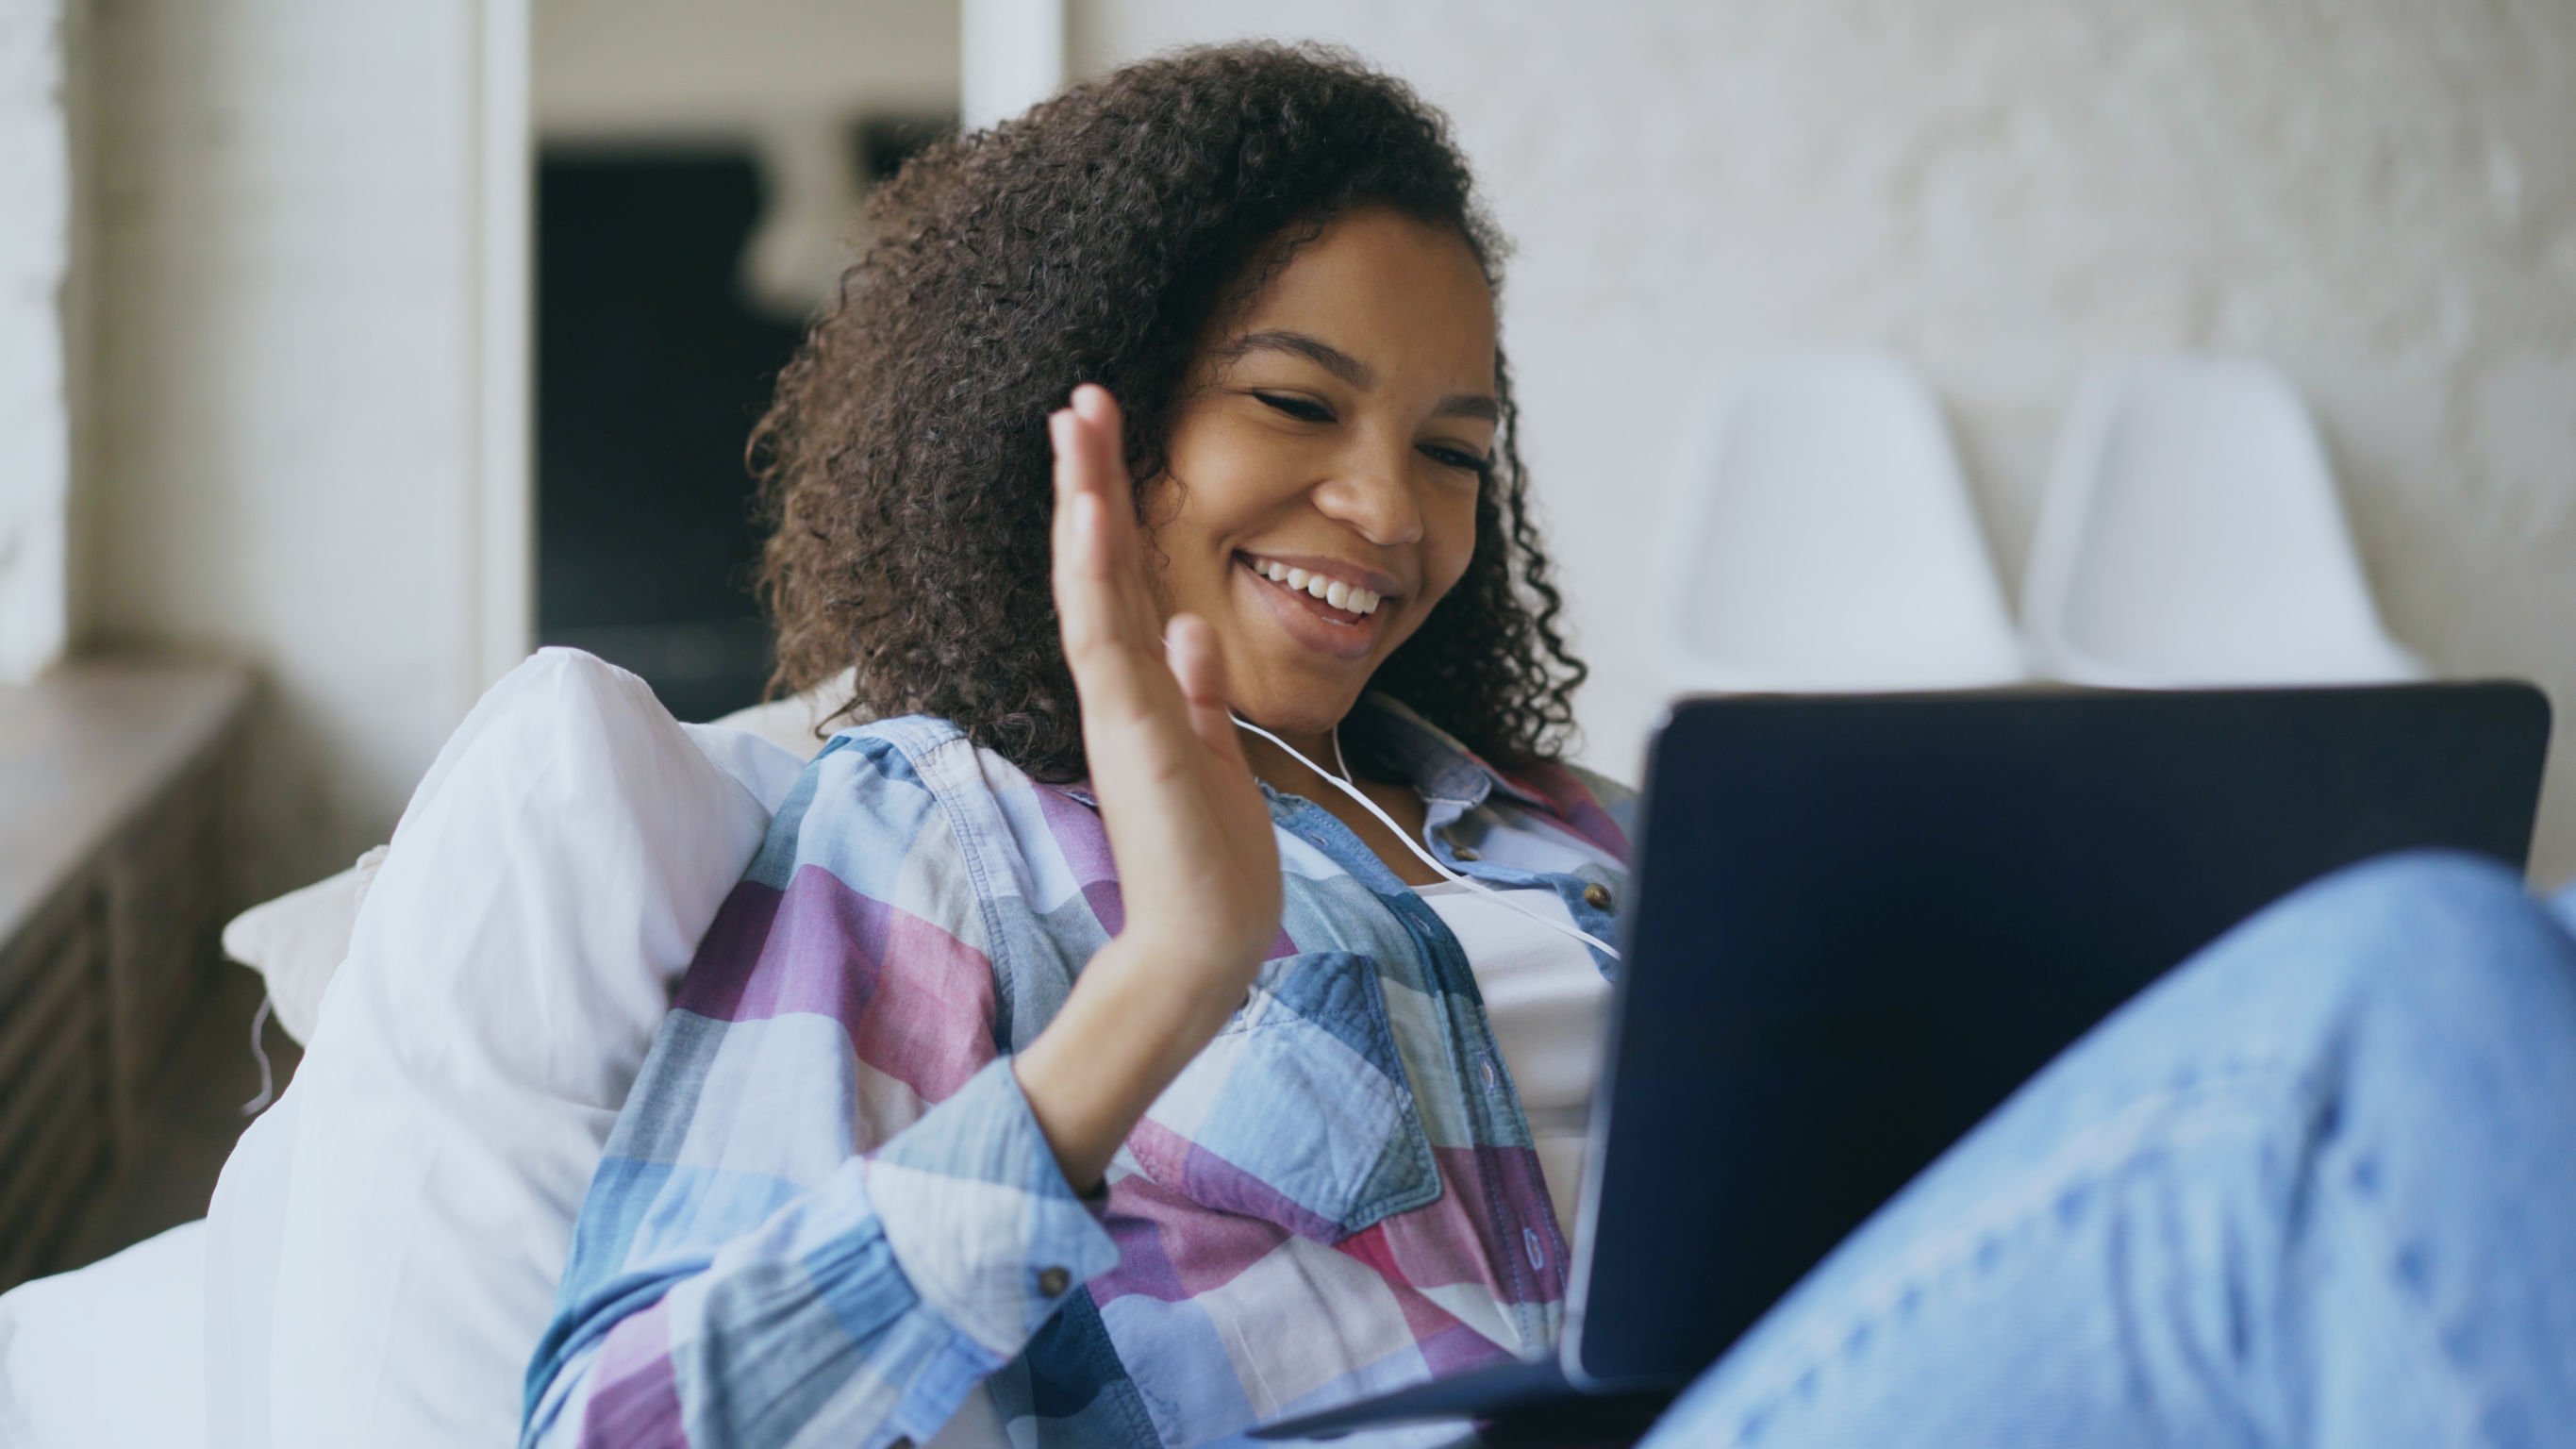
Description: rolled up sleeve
xmin=862 ymin=1057 xmax=1118 ymax=1357
xmin=522 ymin=738 xmax=1117 ymax=1449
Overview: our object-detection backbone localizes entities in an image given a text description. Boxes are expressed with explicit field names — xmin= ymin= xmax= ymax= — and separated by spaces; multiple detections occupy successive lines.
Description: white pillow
xmin=215 ymin=671 xmax=851 ymax=1046
xmin=218 ymin=845 xmax=384 ymax=1045
xmin=205 ymin=648 xmax=803 ymax=1449
xmin=0 ymin=1221 xmax=208 ymax=1449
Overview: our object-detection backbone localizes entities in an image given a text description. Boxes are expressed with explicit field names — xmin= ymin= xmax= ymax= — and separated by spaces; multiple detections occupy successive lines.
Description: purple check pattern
xmin=522 ymin=690 xmax=1635 ymax=1448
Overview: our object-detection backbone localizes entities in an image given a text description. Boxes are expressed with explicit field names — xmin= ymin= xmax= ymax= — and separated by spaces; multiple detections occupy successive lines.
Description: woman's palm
xmin=1050 ymin=386 xmax=1283 ymax=988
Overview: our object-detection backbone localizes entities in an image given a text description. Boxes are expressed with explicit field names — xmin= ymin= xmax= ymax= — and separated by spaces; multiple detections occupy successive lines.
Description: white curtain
xmin=0 ymin=0 xmax=72 ymax=683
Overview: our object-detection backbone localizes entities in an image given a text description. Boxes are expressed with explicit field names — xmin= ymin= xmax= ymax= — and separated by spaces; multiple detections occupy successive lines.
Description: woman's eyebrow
xmin=1222 ymin=328 xmax=1501 ymax=424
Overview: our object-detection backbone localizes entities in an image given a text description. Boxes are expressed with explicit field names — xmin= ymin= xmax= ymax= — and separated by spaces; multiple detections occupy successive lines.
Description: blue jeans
xmin=1635 ymin=850 xmax=2576 ymax=1449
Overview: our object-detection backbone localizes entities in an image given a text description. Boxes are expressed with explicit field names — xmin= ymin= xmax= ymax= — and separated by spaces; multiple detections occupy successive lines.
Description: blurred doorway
xmin=531 ymin=0 xmax=960 ymax=721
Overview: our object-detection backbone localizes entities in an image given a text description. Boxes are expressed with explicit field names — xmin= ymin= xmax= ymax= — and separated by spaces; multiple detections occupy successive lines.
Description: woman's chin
xmin=1229 ymin=677 xmax=1363 ymax=737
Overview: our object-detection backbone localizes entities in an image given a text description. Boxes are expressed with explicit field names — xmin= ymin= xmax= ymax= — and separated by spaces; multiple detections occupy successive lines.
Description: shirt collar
xmin=1346 ymin=689 xmax=1553 ymax=810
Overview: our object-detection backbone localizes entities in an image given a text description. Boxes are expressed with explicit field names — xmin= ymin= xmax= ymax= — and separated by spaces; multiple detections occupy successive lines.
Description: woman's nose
xmin=1312 ymin=444 xmax=1424 ymax=546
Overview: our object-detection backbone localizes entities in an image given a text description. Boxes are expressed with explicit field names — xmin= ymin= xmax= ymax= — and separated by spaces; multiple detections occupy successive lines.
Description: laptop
xmin=1255 ymin=681 xmax=2552 ymax=1441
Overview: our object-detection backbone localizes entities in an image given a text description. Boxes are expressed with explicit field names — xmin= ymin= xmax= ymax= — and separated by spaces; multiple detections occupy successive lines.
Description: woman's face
xmin=1144 ymin=206 xmax=1501 ymax=741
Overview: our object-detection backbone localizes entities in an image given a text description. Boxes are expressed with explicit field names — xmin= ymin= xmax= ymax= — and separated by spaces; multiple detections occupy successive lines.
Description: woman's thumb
xmin=1164 ymin=614 xmax=1246 ymax=759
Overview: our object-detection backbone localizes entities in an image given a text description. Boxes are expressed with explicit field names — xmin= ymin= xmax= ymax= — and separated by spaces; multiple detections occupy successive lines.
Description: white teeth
xmin=1246 ymin=556 xmax=1383 ymax=617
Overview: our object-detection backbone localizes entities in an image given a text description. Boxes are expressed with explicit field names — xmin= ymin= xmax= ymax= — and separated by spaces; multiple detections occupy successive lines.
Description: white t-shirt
xmin=1411 ymin=878 xmax=1612 ymax=1245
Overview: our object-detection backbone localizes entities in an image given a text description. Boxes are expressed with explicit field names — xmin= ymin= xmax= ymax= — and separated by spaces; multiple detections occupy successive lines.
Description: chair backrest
xmin=2022 ymin=356 xmax=2423 ymax=686
xmin=1660 ymin=351 xmax=2023 ymax=692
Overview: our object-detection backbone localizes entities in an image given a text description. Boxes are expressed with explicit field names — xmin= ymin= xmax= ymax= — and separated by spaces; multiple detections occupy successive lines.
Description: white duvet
xmin=0 ymin=1219 xmax=208 ymax=1449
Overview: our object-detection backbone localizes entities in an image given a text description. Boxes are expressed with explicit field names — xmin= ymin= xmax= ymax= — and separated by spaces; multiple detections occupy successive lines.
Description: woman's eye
xmin=1253 ymin=391 xmax=1334 ymax=424
xmin=1250 ymin=390 xmax=1488 ymax=478
xmin=1423 ymin=445 xmax=1495 ymax=480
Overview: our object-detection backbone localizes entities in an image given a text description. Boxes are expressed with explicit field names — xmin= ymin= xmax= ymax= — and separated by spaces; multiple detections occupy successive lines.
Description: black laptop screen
xmin=1569 ymin=683 xmax=2549 ymax=1389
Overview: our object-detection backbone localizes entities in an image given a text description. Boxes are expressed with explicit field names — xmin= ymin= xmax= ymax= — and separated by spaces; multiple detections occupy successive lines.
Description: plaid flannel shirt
xmin=522 ymin=689 xmax=1636 ymax=1448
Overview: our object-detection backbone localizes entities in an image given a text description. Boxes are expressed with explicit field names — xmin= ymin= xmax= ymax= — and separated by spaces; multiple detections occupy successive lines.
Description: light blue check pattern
xmin=522 ymin=689 xmax=1636 ymax=1448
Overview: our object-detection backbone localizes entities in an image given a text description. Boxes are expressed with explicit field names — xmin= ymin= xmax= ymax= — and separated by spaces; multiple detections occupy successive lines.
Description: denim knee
xmin=2231 ymin=846 xmax=2573 ymax=1059
xmin=2290 ymin=846 xmax=2530 ymax=923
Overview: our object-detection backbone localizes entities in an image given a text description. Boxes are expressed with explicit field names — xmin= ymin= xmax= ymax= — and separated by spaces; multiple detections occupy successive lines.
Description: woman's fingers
xmin=1163 ymin=612 xmax=1250 ymax=768
xmin=1044 ymin=383 xmax=1281 ymax=985
xmin=1061 ymin=388 xmax=1124 ymax=571
xmin=1071 ymin=384 xmax=1122 ymax=520
xmin=1049 ymin=412 xmax=1116 ymax=655
xmin=1051 ymin=412 xmax=1157 ymax=729
xmin=1052 ymin=391 xmax=1186 ymax=750
xmin=1069 ymin=386 xmax=1160 ymax=647
xmin=1050 ymin=387 xmax=1257 ymax=829
xmin=1052 ymin=397 xmax=1140 ymax=626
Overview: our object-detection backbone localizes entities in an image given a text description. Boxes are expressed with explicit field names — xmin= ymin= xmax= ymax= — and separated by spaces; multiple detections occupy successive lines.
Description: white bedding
xmin=0 ymin=658 xmax=1452 ymax=1449
xmin=0 ymin=1219 xmax=208 ymax=1449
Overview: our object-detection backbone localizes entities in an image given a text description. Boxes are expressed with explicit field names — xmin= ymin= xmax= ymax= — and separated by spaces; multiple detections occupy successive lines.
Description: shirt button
xmin=1453 ymin=845 xmax=1479 ymax=861
xmin=1583 ymin=882 xmax=1613 ymax=909
xmin=1523 ymin=1226 xmax=1546 ymax=1271
xmin=1038 ymin=1266 xmax=1071 ymax=1296
xmin=1479 ymin=1055 xmax=1499 ymax=1090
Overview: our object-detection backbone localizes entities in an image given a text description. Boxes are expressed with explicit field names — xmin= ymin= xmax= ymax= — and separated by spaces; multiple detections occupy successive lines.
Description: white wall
xmin=1072 ymin=0 xmax=2576 ymax=886
xmin=75 ymin=1 xmax=518 ymax=898
xmin=535 ymin=0 xmax=957 ymax=144
xmin=58 ymin=0 xmax=956 ymax=901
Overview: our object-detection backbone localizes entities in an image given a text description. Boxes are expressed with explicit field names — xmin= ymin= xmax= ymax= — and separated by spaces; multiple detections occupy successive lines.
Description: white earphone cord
xmin=1229 ymin=712 xmax=1622 ymax=959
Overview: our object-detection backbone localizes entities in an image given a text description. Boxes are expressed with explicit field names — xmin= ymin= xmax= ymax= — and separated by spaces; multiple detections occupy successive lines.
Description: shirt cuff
xmin=861 ymin=1056 xmax=1121 ymax=1357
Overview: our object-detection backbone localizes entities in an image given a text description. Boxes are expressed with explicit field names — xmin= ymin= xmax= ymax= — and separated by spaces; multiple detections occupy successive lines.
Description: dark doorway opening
xmin=535 ymin=120 xmax=948 ymax=723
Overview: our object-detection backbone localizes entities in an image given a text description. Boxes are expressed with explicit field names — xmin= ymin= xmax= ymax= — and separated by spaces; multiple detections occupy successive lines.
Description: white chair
xmin=1658 ymin=351 xmax=2025 ymax=692
xmin=2022 ymin=357 xmax=2425 ymax=687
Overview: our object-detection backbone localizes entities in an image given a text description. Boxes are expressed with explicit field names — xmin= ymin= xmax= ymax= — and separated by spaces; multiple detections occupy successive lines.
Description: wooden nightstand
xmin=0 ymin=658 xmax=251 ymax=1291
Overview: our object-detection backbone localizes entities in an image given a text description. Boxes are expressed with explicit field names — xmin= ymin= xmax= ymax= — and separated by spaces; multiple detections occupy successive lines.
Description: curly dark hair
xmin=749 ymin=40 xmax=1589 ymax=782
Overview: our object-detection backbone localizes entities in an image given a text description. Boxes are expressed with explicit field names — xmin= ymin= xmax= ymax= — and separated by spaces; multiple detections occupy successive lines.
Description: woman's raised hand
xmin=1046 ymin=385 xmax=1283 ymax=1008
xmin=1051 ymin=384 xmax=1283 ymax=979
xmin=1015 ymin=385 xmax=1286 ymax=1189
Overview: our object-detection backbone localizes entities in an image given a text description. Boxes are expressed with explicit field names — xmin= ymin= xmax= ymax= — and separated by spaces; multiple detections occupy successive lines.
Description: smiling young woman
xmin=524 ymin=44 xmax=1646 ymax=1449
xmin=1145 ymin=205 xmax=1504 ymax=886
xmin=520 ymin=39 xmax=2576 ymax=1449
xmin=748 ymin=43 xmax=1584 ymax=803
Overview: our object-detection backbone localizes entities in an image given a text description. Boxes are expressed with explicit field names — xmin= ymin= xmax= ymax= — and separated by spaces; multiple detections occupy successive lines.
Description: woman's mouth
xmin=1235 ymin=552 xmax=1387 ymax=661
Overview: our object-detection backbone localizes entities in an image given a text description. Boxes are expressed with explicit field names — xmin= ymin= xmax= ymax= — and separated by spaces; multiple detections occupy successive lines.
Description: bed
xmin=0 ymin=1219 xmax=208 ymax=1447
